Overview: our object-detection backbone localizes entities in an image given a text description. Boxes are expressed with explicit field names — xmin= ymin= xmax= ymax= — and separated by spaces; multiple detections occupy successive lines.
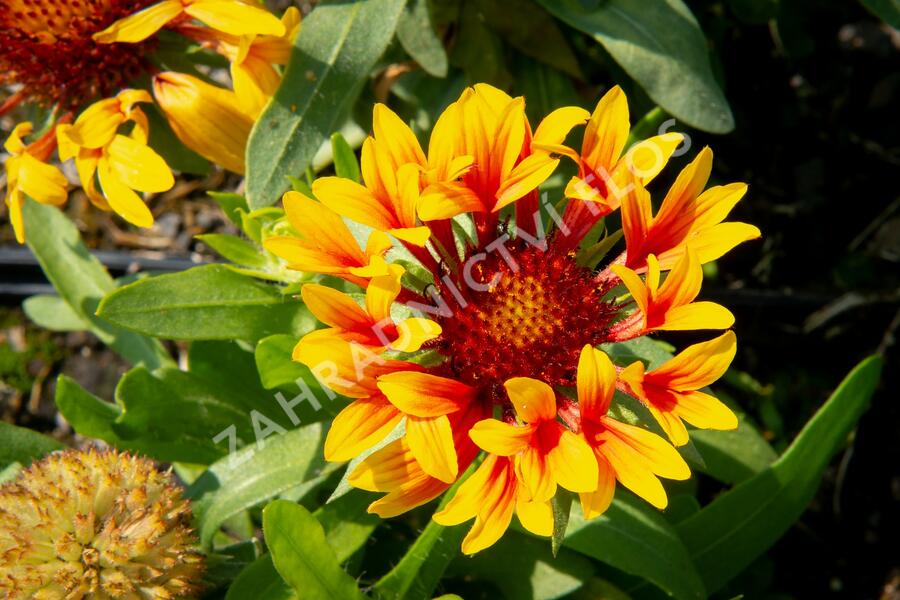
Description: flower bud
xmin=153 ymin=71 xmax=253 ymax=174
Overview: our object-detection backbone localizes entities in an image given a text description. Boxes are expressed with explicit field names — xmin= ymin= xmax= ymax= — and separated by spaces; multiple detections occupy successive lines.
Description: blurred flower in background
xmin=0 ymin=0 xmax=299 ymax=242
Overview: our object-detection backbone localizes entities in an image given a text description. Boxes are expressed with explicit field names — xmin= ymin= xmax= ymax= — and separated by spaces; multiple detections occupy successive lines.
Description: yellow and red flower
xmin=618 ymin=147 xmax=761 ymax=272
xmin=608 ymin=249 xmax=735 ymax=339
xmin=2 ymin=0 xmax=293 ymax=240
xmin=619 ymin=332 xmax=739 ymax=446
xmin=274 ymin=84 xmax=757 ymax=553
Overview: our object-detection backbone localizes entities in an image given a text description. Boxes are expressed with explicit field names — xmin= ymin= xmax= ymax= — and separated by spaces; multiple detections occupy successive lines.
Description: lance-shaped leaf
xmin=23 ymin=200 xmax=172 ymax=369
xmin=677 ymin=355 xmax=882 ymax=592
xmin=97 ymin=264 xmax=314 ymax=342
xmin=188 ymin=422 xmax=338 ymax=548
xmin=534 ymin=0 xmax=734 ymax=133
xmin=245 ymin=0 xmax=406 ymax=208
xmin=0 ymin=422 xmax=64 ymax=468
xmin=263 ymin=500 xmax=365 ymax=600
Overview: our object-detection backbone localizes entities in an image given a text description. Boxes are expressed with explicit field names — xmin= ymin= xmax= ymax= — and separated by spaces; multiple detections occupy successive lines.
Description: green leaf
xmin=330 ymin=132 xmax=362 ymax=183
xmin=860 ymin=0 xmax=900 ymax=28
xmin=113 ymin=367 xmax=251 ymax=459
xmin=372 ymin=513 xmax=465 ymax=600
xmin=449 ymin=3 xmax=510 ymax=87
xmin=55 ymin=374 xmax=222 ymax=463
xmin=511 ymin=53 xmax=583 ymax=124
xmin=396 ymin=0 xmax=448 ymax=77
xmin=245 ymin=0 xmax=406 ymax=208
xmin=209 ymin=191 xmax=249 ymax=228
xmin=0 ymin=463 xmax=23 ymax=484
xmin=22 ymin=200 xmax=172 ymax=370
xmin=676 ymin=355 xmax=882 ymax=593
xmin=690 ymin=417 xmax=777 ymax=485
xmin=197 ymin=233 xmax=268 ymax=268
xmin=97 ymin=264 xmax=314 ymax=342
xmin=255 ymin=334 xmax=308 ymax=390
xmin=263 ymin=500 xmax=365 ymax=600
xmin=190 ymin=339 xmax=336 ymax=429
xmin=314 ymin=490 xmax=381 ymax=563
xmin=55 ymin=375 xmax=124 ymax=440
xmin=188 ymin=422 xmax=336 ymax=548
xmin=551 ymin=492 xmax=573 ymax=558
xmin=0 ymin=422 xmax=64 ymax=467
xmin=535 ymin=0 xmax=734 ymax=133
xmin=563 ymin=495 xmax=706 ymax=600
xmin=225 ymin=492 xmax=377 ymax=600
xmin=577 ymin=229 xmax=623 ymax=269
xmin=22 ymin=294 xmax=88 ymax=332
xmin=477 ymin=0 xmax=583 ymax=80
xmin=226 ymin=555 xmax=296 ymax=600
xmin=446 ymin=531 xmax=597 ymax=599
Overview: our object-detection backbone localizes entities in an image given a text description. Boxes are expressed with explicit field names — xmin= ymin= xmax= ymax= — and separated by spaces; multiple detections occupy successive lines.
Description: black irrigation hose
xmin=0 ymin=245 xmax=836 ymax=308
xmin=0 ymin=246 xmax=204 ymax=304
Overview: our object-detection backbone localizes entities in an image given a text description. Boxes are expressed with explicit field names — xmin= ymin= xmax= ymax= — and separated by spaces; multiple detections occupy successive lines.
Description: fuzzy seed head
xmin=0 ymin=448 xmax=203 ymax=599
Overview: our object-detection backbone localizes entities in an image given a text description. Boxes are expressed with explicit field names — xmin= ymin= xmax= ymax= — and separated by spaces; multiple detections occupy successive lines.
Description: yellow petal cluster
xmin=3 ymin=123 xmax=68 ymax=243
xmin=57 ymin=89 xmax=174 ymax=228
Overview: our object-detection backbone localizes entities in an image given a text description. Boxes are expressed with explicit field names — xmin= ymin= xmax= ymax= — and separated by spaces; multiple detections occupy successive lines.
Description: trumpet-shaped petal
xmin=621 ymin=147 xmax=760 ymax=271
xmin=93 ymin=0 xmax=183 ymax=43
xmin=4 ymin=123 xmax=69 ymax=242
xmin=300 ymin=264 xmax=440 ymax=352
xmin=263 ymin=191 xmax=391 ymax=286
xmin=292 ymin=337 xmax=421 ymax=398
xmin=351 ymin=404 xmax=486 ymax=518
xmin=312 ymin=106 xmax=437 ymax=245
xmin=574 ymin=339 xmax=690 ymax=515
xmin=96 ymin=157 xmax=154 ymax=227
xmin=619 ymin=332 xmax=738 ymax=445
xmin=184 ymin=0 xmax=285 ymax=37
xmin=349 ymin=438 xmax=449 ymax=517
xmin=324 ymin=395 xmax=401 ymax=462
xmin=582 ymin=86 xmax=629 ymax=172
xmin=591 ymin=417 xmax=690 ymax=509
xmin=377 ymin=372 xmax=476 ymax=418
xmin=56 ymin=94 xmax=173 ymax=231
xmin=153 ymin=72 xmax=253 ymax=174
xmin=11 ymin=154 xmax=69 ymax=207
xmin=104 ymin=135 xmax=174 ymax=193
xmin=392 ymin=318 xmax=442 ymax=353
xmin=469 ymin=420 xmax=533 ymax=456
xmin=63 ymin=90 xmax=153 ymax=150
xmin=406 ymin=414 xmax=458 ymax=482
xmin=466 ymin=378 xmax=601 ymax=503
xmin=434 ymin=454 xmax=551 ymax=554
xmin=94 ymin=0 xmax=284 ymax=43
xmin=576 ymin=345 xmax=617 ymax=420
xmin=612 ymin=250 xmax=734 ymax=334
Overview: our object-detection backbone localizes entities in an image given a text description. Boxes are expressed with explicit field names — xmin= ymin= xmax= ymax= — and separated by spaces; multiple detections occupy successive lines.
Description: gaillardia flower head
xmin=0 ymin=0 xmax=157 ymax=109
xmin=0 ymin=448 xmax=203 ymax=598
xmin=272 ymin=84 xmax=761 ymax=554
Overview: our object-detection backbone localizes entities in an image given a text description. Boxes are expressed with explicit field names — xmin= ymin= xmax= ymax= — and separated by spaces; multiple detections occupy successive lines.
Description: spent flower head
xmin=0 ymin=448 xmax=203 ymax=599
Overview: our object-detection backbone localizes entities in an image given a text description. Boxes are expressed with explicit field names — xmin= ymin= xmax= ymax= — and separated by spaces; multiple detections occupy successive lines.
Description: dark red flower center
xmin=0 ymin=0 xmax=157 ymax=109
xmin=432 ymin=239 xmax=619 ymax=402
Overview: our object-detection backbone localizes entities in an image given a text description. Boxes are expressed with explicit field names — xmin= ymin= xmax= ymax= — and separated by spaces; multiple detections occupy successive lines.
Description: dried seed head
xmin=0 ymin=448 xmax=204 ymax=599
